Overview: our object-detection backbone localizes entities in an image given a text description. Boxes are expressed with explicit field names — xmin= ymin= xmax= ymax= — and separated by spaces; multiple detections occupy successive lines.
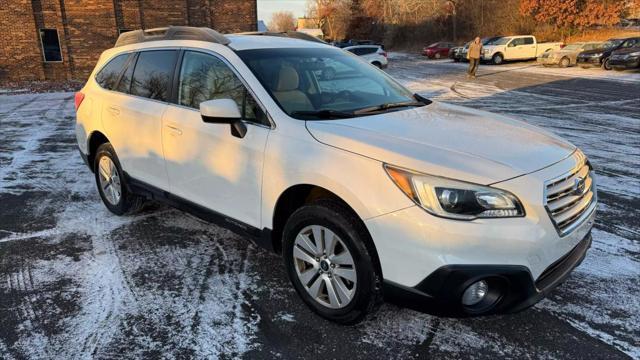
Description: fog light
xmin=462 ymin=280 xmax=488 ymax=306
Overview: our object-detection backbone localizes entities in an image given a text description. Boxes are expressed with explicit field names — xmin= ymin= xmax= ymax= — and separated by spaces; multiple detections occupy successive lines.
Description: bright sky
xmin=257 ymin=0 xmax=308 ymax=22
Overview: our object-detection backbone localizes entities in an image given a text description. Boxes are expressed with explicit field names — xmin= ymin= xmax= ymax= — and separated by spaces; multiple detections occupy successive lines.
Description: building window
xmin=39 ymin=29 xmax=62 ymax=62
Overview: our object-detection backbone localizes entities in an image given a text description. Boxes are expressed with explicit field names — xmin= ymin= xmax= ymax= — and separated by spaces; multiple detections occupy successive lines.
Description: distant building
xmin=0 ymin=0 xmax=257 ymax=83
xmin=257 ymin=20 xmax=268 ymax=32
xmin=296 ymin=17 xmax=318 ymax=30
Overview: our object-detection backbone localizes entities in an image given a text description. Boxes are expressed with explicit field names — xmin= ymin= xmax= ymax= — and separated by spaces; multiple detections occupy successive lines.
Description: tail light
xmin=381 ymin=51 xmax=388 ymax=58
xmin=74 ymin=91 xmax=85 ymax=111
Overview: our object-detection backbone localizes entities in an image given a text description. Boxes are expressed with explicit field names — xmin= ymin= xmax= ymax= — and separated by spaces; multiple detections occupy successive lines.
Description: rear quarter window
xmin=95 ymin=54 xmax=129 ymax=90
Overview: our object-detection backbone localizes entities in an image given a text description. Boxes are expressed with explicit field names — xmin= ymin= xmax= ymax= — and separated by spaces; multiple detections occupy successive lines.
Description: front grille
xmin=544 ymin=152 xmax=596 ymax=236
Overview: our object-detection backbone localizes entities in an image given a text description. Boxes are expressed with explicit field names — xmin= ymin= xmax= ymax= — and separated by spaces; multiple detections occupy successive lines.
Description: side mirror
xmin=200 ymin=99 xmax=247 ymax=138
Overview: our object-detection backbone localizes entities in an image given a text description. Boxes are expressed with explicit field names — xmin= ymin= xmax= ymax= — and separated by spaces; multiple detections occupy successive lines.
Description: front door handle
xmin=166 ymin=124 xmax=183 ymax=136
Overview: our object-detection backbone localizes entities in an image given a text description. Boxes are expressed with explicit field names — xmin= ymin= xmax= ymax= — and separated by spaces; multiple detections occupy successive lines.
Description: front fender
xmin=260 ymin=128 xmax=414 ymax=229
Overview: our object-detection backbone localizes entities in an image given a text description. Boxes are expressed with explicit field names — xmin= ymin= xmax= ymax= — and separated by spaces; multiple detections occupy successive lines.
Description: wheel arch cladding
xmin=88 ymin=131 xmax=110 ymax=171
xmin=271 ymin=184 xmax=384 ymax=278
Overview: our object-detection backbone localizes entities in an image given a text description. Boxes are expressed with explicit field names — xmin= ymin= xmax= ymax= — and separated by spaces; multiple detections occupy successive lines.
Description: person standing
xmin=467 ymin=37 xmax=482 ymax=79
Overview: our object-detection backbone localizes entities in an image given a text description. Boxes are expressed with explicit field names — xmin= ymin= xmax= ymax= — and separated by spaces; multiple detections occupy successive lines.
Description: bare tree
xmin=307 ymin=0 xmax=352 ymax=40
xmin=269 ymin=11 xmax=297 ymax=32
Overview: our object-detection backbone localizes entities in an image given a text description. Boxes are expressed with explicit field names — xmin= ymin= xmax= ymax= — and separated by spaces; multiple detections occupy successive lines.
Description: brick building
xmin=0 ymin=0 xmax=257 ymax=83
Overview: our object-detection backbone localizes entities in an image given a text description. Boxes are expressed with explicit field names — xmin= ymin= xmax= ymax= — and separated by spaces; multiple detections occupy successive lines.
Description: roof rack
xmin=236 ymin=31 xmax=327 ymax=44
xmin=114 ymin=26 xmax=230 ymax=47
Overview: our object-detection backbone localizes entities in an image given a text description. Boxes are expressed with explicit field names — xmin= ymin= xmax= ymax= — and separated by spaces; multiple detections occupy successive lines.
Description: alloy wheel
xmin=98 ymin=156 xmax=122 ymax=205
xmin=292 ymin=225 xmax=357 ymax=309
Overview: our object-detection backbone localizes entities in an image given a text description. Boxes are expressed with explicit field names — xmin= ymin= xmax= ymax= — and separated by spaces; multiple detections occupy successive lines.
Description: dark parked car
xmin=608 ymin=46 xmax=640 ymax=70
xmin=577 ymin=37 xmax=640 ymax=70
xmin=422 ymin=42 xmax=456 ymax=59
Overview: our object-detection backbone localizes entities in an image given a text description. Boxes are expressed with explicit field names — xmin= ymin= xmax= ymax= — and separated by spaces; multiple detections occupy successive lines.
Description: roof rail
xmin=236 ymin=31 xmax=327 ymax=44
xmin=114 ymin=26 xmax=230 ymax=47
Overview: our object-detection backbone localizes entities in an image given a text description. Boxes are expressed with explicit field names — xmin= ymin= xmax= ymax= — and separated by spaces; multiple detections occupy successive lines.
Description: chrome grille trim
xmin=544 ymin=152 xmax=597 ymax=237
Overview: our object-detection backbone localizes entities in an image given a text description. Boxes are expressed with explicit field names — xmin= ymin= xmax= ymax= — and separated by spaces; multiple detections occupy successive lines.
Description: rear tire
xmin=372 ymin=61 xmax=382 ymax=69
xmin=282 ymin=199 xmax=382 ymax=324
xmin=94 ymin=143 xmax=144 ymax=216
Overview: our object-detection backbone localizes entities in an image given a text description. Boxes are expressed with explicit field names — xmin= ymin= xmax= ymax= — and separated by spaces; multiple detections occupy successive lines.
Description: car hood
xmin=306 ymin=102 xmax=575 ymax=185
xmin=483 ymin=44 xmax=504 ymax=51
xmin=612 ymin=47 xmax=640 ymax=55
xmin=579 ymin=48 xmax=611 ymax=56
xmin=548 ymin=49 xmax=579 ymax=56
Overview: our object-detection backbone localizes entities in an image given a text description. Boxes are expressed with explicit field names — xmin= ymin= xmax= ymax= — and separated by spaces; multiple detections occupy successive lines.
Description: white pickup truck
xmin=482 ymin=35 xmax=563 ymax=64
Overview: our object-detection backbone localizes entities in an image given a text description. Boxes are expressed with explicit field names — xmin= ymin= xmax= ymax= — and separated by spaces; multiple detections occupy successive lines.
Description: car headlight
xmin=629 ymin=51 xmax=640 ymax=57
xmin=384 ymin=165 xmax=525 ymax=220
xmin=591 ymin=53 xmax=603 ymax=57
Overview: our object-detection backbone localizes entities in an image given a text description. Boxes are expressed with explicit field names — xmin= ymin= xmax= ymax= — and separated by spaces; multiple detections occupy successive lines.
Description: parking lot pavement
xmin=0 ymin=57 xmax=638 ymax=359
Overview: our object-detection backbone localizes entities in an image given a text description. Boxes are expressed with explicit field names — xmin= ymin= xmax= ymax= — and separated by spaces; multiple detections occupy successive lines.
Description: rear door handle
xmin=166 ymin=124 xmax=183 ymax=136
xmin=107 ymin=105 xmax=120 ymax=116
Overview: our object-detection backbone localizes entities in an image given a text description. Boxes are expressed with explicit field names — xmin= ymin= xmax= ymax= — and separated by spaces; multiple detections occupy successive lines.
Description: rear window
xmin=95 ymin=54 xmax=129 ymax=90
xmin=350 ymin=47 xmax=377 ymax=56
xmin=130 ymin=50 xmax=178 ymax=101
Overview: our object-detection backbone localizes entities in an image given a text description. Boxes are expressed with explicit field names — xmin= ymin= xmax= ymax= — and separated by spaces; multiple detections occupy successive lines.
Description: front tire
xmin=492 ymin=53 xmax=503 ymax=65
xmin=282 ymin=200 xmax=381 ymax=324
xmin=435 ymin=52 xmax=442 ymax=59
xmin=94 ymin=143 xmax=144 ymax=215
xmin=560 ymin=57 xmax=570 ymax=68
xmin=602 ymin=58 xmax=612 ymax=70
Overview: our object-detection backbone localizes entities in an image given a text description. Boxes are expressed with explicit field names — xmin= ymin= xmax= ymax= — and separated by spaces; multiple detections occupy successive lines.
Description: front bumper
xmin=577 ymin=56 xmax=602 ymax=67
xmin=383 ymin=232 xmax=591 ymax=317
xmin=365 ymin=151 xmax=595 ymax=316
xmin=609 ymin=56 xmax=640 ymax=69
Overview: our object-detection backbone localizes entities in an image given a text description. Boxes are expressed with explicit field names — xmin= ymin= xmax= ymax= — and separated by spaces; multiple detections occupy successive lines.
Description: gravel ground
xmin=0 ymin=56 xmax=638 ymax=359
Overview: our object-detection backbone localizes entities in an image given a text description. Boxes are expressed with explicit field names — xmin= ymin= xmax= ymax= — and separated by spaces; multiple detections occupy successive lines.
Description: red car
xmin=422 ymin=42 xmax=456 ymax=59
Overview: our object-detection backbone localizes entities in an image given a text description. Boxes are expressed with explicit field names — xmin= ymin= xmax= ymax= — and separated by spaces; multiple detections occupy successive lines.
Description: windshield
xmin=237 ymin=47 xmax=419 ymax=119
xmin=563 ymin=44 xmax=583 ymax=51
xmin=603 ymin=39 xmax=623 ymax=49
xmin=427 ymin=42 xmax=440 ymax=48
xmin=491 ymin=37 xmax=511 ymax=45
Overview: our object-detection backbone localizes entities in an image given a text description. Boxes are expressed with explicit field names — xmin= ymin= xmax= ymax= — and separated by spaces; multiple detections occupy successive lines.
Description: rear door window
xmin=130 ymin=50 xmax=178 ymax=101
xmin=362 ymin=47 xmax=377 ymax=55
xmin=96 ymin=54 xmax=130 ymax=90
xmin=524 ymin=37 xmax=535 ymax=45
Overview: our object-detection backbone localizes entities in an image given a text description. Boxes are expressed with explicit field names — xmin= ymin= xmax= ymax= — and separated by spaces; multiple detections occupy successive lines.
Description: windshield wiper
xmin=291 ymin=109 xmax=355 ymax=119
xmin=353 ymin=100 xmax=425 ymax=115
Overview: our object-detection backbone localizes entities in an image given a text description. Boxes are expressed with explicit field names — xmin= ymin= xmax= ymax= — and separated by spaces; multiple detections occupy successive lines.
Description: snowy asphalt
xmin=0 ymin=57 xmax=639 ymax=359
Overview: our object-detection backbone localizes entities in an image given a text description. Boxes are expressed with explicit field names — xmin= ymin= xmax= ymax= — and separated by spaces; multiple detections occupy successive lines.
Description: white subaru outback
xmin=75 ymin=27 xmax=596 ymax=324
